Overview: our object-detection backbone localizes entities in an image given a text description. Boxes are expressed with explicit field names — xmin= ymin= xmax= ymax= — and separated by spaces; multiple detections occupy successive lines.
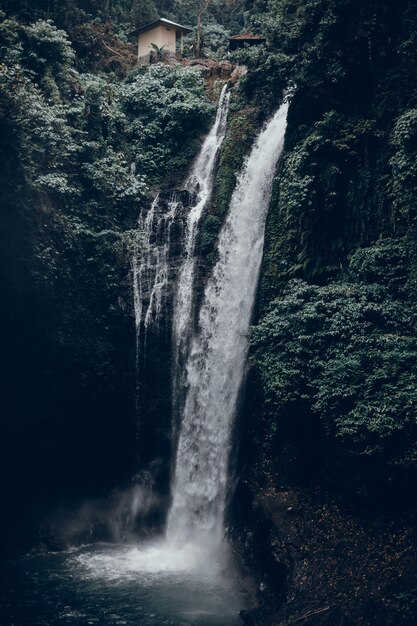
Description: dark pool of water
xmin=0 ymin=542 xmax=247 ymax=626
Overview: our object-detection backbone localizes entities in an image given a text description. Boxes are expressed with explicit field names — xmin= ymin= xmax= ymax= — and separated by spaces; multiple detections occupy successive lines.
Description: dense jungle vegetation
xmin=240 ymin=0 xmax=417 ymax=497
xmin=1 ymin=0 xmax=417 ymax=621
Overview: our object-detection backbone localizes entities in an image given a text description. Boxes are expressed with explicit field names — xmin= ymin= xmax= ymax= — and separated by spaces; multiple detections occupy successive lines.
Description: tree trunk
xmin=196 ymin=9 xmax=202 ymax=59
xmin=196 ymin=0 xmax=210 ymax=59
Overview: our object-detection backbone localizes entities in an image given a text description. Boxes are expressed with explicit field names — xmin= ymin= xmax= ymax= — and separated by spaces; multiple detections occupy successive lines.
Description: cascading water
xmin=132 ymin=84 xmax=231 ymax=435
xmin=133 ymin=84 xmax=230 ymax=356
xmin=167 ymin=98 xmax=290 ymax=547
xmin=132 ymin=194 xmax=179 ymax=419
xmin=132 ymin=194 xmax=179 ymax=348
xmin=173 ymin=84 xmax=230 ymax=370
xmin=131 ymin=89 xmax=289 ymax=564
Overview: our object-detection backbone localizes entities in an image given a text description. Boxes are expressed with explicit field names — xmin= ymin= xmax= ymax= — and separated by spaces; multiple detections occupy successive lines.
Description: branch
xmin=101 ymin=38 xmax=128 ymax=59
xmin=291 ymin=606 xmax=332 ymax=624
xmin=200 ymin=0 xmax=211 ymax=15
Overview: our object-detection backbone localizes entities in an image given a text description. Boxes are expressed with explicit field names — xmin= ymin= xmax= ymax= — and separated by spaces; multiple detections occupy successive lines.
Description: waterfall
xmin=173 ymin=83 xmax=230 ymax=370
xmin=167 ymin=98 xmax=290 ymax=546
xmin=132 ymin=84 xmax=230 ymax=433
xmin=133 ymin=85 xmax=229 ymax=350
xmin=133 ymin=195 xmax=179 ymax=348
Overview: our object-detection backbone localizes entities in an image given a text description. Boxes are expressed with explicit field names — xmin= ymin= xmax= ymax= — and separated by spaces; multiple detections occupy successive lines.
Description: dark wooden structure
xmin=229 ymin=32 xmax=266 ymax=51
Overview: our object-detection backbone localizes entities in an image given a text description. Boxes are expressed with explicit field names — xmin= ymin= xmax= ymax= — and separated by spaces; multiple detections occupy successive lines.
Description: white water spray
xmin=167 ymin=99 xmax=290 ymax=547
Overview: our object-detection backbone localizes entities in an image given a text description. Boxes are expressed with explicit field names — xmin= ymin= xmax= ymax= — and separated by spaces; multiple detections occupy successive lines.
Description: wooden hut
xmin=130 ymin=18 xmax=193 ymax=61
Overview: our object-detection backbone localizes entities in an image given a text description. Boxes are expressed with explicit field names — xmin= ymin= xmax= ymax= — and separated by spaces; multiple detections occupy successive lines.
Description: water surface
xmin=0 ymin=541 xmax=246 ymax=626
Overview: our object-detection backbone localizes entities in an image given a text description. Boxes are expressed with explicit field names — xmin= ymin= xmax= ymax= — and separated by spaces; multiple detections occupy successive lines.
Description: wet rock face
xmin=229 ymin=481 xmax=290 ymax=614
xmin=230 ymin=474 xmax=417 ymax=626
xmin=134 ymin=190 xmax=192 ymax=323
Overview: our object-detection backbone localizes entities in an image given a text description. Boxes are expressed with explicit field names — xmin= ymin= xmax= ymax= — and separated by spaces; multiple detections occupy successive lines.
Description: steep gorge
xmin=1 ymin=1 xmax=417 ymax=625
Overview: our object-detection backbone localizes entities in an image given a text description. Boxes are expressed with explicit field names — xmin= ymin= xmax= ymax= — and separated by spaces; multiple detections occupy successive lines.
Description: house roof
xmin=129 ymin=18 xmax=193 ymax=38
xmin=229 ymin=32 xmax=266 ymax=41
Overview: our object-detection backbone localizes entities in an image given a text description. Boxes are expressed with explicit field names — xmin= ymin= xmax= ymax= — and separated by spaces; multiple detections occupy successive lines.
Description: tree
xmin=131 ymin=0 xmax=158 ymax=28
xmin=196 ymin=0 xmax=211 ymax=58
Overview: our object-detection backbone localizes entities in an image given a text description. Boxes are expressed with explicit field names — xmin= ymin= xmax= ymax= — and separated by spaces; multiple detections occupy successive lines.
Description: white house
xmin=130 ymin=18 xmax=193 ymax=61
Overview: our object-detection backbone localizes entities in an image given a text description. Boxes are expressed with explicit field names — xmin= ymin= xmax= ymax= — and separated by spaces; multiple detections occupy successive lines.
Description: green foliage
xmin=240 ymin=1 xmax=417 ymax=482
xmin=172 ymin=0 xmax=245 ymax=30
xmin=0 ymin=11 xmax=212 ymax=223
xmin=122 ymin=64 xmax=212 ymax=180
xmin=0 ymin=10 xmax=213 ymax=433
xmin=0 ymin=0 xmax=247 ymax=37
xmin=251 ymin=0 xmax=417 ymax=318
xmin=251 ymin=239 xmax=417 ymax=468
xmin=149 ymin=42 xmax=166 ymax=61
xmin=0 ymin=16 xmax=23 ymax=64
xmin=349 ymin=238 xmax=411 ymax=297
xmin=0 ymin=62 xmax=77 ymax=188
xmin=81 ymin=148 xmax=147 ymax=205
xmin=131 ymin=0 xmax=159 ymax=28
xmin=259 ymin=109 xmax=384 ymax=312
xmin=390 ymin=108 xmax=417 ymax=222
xmin=240 ymin=0 xmax=416 ymax=111
xmin=199 ymin=22 xmax=230 ymax=58
xmin=22 ymin=19 xmax=75 ymax=69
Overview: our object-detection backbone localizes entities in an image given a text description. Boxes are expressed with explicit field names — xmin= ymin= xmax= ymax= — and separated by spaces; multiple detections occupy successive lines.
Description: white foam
xmin=74 ymin=538 xmax=225 ymax=582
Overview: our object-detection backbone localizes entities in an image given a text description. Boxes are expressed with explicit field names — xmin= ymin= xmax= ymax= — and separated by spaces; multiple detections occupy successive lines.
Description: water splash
xmin=167 ymin=99 xmax=290 ymax=546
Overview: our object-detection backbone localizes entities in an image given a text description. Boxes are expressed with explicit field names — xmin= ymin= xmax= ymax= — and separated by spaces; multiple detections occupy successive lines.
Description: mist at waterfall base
xmin=0 ymin=483 xmax=244 ymax=625
xmin=0 ymin=543 xmax=245 ymax=626
xmin=0 ymin=96 xmax=289 ymax=626
xmin=0 ymin=481 xmax=245 ymax=625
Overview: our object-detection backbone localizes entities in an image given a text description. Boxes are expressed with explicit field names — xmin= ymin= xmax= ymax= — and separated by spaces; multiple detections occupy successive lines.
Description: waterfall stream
xmin=132 ymin=85 xmax=230 ymax=416
xmin=132 ymin=195 xmax=179 ymax=350
xmin=167 ymin=99 xmax=290 ymax=547
xmin=130 ymin=88 xmax=289 ymax=578
xmin=173 ymin=84 xmax=231 ymax=370
xmin=133 ymin=84 xmax=230 ymax=350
